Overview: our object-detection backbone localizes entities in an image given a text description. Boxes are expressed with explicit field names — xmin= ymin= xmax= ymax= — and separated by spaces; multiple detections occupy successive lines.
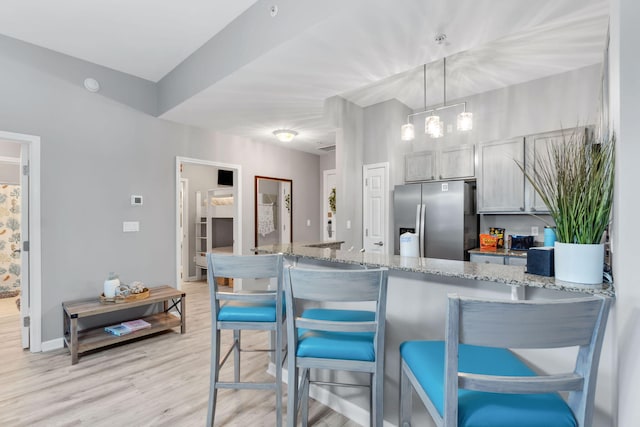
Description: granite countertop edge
xmin=254 ymin=243 xmax=614 ymax=298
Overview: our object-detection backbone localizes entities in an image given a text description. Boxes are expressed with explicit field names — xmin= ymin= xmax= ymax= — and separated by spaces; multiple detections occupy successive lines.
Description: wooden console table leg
xmin=70 ymin=315 xmax=79 ymax=365
xmin=180 ymin=294 xmax=186 ymax=334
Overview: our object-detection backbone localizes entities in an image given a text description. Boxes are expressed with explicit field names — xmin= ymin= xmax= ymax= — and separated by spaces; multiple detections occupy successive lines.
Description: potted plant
xmin=519 ymin=127 xmax=615 ymax=285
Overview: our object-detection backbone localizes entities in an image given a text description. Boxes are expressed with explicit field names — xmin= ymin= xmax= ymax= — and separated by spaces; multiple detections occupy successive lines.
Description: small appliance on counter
xmin=509 ymin=235 xmax=534 ymax=251
xmin=527 ymin=247 xmax=554 ymax=276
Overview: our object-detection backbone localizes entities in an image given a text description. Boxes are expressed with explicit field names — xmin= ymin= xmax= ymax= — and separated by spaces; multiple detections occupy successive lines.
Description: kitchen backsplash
xmin=480 ymin=214 xmax=553 ymax=245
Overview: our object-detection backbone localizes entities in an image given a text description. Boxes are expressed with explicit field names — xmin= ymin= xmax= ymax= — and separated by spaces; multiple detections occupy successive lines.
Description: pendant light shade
xmin=401 ymin=123 xmax=415 ymax=141
xmin=457 ymin=111 xmax=473 ymax=131
xmin=425 ymin=115 xmax=440 ymax=136
xmin=428 ymin=117 xmax=444 ymax=138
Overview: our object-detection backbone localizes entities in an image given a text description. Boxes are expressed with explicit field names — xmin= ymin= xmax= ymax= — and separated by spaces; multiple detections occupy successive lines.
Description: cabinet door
xmin=405 ymin=151 xmax=436 ymax=182
xmin=525 ymin=129 xmax=573 ymax=213
xmin=439 ymin=145 xmax=475 ymax=179
xmin=506 ymin=256 xmax=527 ymax=266
xmin=470 ymin=254 xmax=505 ymax=264
xmin=477 ymin=138 xmax=525 ymax=213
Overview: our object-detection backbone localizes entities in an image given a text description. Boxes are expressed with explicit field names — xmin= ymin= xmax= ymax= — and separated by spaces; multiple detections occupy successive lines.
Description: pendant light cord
xmin=443 ymin=57 xmax=447 ymax=107
xmin=423 ymin=64 xmax=427 ymax=110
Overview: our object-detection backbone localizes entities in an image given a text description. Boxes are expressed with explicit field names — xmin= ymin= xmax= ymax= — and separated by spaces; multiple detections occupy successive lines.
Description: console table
xmin=62 ymin=285 xmax=186 ymax=365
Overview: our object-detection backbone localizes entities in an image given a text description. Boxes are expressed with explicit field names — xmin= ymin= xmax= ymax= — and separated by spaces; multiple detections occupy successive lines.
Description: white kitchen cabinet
xmin=506 ymin=256 xmax=528 ymax=266
xmin=405 ymin=145 xmax=475 ymax=182
xmin=470 ymin=254 xmax=505 ymax=265
xmin=477 ymin=138 xmax=525 ymax=212
xmin=524 ymin=129 xmax=573 ymax=213
xmin=405 ymin=150 xmax=436 ymax=182
xmin=478 ymin=129 xmax=582 ymax=214
xmin=439 ymin=145 xmax=475 ymax=180
xmin=470 ymin=253 xmax=528 ymax=266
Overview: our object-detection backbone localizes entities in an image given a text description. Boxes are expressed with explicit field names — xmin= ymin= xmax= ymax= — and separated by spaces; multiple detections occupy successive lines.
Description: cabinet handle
xmin=520 ymin=207 xmax=525 ymax=211
xmin=531 ymin=207 xmax=536 ymax=212
xmin=439 ymin=175 xmax=442 ymax=179
xmin=431 ymin=176 xmax=435 ymax=180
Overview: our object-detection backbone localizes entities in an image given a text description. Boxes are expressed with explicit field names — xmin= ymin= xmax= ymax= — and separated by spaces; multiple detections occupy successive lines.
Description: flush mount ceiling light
xmin=273 ymin=129 xmax=298 ymax=142
xmin=83 ymin=77 xmax=100 ymax=93
xmin=400 ymin=36 xmax=473 ymax=140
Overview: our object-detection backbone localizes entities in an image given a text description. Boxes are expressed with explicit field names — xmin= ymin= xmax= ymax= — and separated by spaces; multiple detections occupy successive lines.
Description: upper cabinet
xmin=405 ymin=150 xmax=436 ymax=182
xmin=477 ymin=138 xmax=525 ymax=212
xmin=405 ymin=145 xmax=475 ymax=182
xmin=525 ymin=130 xmax=569 ymax=213
xmin=477 ymin=128 xmax=579 ymax=214
xmin=439 ymin=145 xmax=475 ymax=180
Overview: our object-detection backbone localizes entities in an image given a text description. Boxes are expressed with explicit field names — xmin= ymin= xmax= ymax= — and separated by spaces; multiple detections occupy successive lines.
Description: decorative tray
xmin=99 ymin=288 xmax=150 ymax=304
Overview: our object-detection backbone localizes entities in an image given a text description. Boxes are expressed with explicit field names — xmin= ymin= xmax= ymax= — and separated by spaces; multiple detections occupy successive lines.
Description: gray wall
xmin=326 ymin=96 xmax=364 ymax=250
xmin=0 ymin=38 xmax=321 ymax=342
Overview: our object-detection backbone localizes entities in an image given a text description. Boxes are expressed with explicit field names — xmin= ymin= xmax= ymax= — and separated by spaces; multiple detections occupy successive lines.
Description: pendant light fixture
xmin=400 ymin=38 xmax=473 ymax=140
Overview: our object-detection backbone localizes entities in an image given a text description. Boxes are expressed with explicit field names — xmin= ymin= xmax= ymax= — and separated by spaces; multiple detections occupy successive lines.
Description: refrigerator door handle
xmin=419 ymin=203 xmax=426 ymax=258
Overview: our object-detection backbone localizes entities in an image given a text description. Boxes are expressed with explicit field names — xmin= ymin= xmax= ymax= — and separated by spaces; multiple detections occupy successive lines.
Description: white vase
xmin=554 ymin=242 xmax=604 ymax=285
xmin=103 ymin=278 xmax=120 ymax=298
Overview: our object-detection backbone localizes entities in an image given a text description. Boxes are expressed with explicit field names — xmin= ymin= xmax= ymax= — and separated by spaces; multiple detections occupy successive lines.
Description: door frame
xmin=179 ymin=178 xmax=190 ymax=281
xmin=175 ymin=157 xmax=242 ymax=290
xmin=362 ymin=162 xmax=390 ymax=254
xmin=0 ymin=130 xmax=41 ymax=352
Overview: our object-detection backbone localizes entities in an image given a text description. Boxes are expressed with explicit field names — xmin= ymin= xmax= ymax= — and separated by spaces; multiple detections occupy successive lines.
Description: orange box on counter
xmin=479 ymin=234 xmax=498 ymax=251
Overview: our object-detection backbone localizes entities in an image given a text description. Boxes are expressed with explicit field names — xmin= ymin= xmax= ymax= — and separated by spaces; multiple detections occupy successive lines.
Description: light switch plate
xmin=531 ymin=226 xmax=539 ymax=236
xmin=123 ymin=221 xmax=140 ymax=232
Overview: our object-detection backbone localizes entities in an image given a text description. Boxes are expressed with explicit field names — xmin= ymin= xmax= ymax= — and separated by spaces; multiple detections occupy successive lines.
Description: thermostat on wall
xmin=131 ymin=195 xmax=143 ymax=206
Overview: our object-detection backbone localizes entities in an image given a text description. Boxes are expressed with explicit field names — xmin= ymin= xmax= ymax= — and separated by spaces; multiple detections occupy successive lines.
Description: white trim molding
xmin=0 ymin=130 xmax=42 ymax=352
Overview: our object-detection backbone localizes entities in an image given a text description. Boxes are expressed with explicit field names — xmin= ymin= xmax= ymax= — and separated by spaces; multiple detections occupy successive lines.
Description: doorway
xmin=175 ymin=157 xmax=242 ymax=290
xmin=254 ymin=176 xmax=292 ymax=248
xmin=322 ymin=169 xmax=336 ymax=241
xmin=0 ymin=130 xmax=41 ymax=352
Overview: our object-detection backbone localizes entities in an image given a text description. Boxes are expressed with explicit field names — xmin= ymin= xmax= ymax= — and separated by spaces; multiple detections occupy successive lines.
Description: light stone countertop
xmin=254 ymin=243 xmax=615 ymax=297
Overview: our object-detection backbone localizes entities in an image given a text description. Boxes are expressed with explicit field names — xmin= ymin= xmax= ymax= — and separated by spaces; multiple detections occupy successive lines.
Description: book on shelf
xmin=104 ymin=324 xmax=132 ymax=336
xmin=121 ymin=319 xmax=152 ymax=332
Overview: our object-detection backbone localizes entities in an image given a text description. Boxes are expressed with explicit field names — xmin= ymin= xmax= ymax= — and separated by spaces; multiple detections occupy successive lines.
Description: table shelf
xmin=62 ymin=285 xmax=186 ymax=365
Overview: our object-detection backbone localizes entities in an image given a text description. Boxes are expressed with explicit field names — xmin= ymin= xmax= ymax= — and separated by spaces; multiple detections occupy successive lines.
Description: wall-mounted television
xmin=218 ymin=169 xmax=233 ymax=186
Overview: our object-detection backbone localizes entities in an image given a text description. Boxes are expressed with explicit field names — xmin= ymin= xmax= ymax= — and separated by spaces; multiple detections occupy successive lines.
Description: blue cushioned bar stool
xmin=399 ymin=294 xmax=611 ymax=427
xmin=285 ymin=265 xmax=388 ymax=427
xmin=206 ymin=253 xmax=285 ymax=427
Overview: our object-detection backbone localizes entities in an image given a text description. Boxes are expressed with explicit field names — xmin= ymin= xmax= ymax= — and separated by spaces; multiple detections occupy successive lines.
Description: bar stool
xmin=284 ymin=265 xmax=389 ymax=427
xmin=399 ymin=294 xmax=611 ymax=427
xmin=206 ymin=253 xmax=285 ymax=427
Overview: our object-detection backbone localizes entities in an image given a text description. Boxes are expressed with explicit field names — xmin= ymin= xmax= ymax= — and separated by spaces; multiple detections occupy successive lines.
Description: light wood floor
xmin=0 ymin=282 xmax=359 ymax=426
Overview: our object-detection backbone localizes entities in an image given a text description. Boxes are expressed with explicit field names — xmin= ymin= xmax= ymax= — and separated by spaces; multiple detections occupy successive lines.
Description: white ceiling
xmin=0 ymin=0 xmax=259 ymax=82
xmin=0 ymin=0 xmax=609 ymax=154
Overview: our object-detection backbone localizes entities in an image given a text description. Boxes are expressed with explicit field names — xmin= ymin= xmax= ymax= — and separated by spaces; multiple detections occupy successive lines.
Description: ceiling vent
xmin=317 ymin=144 xmax=336 ymax=152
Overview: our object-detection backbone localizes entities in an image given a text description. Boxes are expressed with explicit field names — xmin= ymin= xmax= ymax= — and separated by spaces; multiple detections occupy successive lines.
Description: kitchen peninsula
xmin=256 ymin=243 xmax=613 ymax=296
xmin=255 ymin=243 xmax=615 ymax=426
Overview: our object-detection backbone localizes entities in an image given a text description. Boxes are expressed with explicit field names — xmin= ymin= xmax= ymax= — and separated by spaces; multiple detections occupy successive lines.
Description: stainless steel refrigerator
xmin=393 ymin=180 xmax=478 ymax=260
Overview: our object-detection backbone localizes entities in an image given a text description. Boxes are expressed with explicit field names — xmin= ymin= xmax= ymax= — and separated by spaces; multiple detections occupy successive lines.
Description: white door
xmin=20 ymin=143 xmax=29 ymax=348
xmin=363 ymin=163 xmax=389 ymax=254
xmin=180 ymin=179 xmax=188 ymax=281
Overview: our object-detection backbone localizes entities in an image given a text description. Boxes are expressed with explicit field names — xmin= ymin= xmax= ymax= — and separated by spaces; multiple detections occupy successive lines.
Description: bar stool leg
xmin=234 ymin=329 xmax=241 ymax=383
xmin=207 ymin=328 xmax=221 ymax=427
